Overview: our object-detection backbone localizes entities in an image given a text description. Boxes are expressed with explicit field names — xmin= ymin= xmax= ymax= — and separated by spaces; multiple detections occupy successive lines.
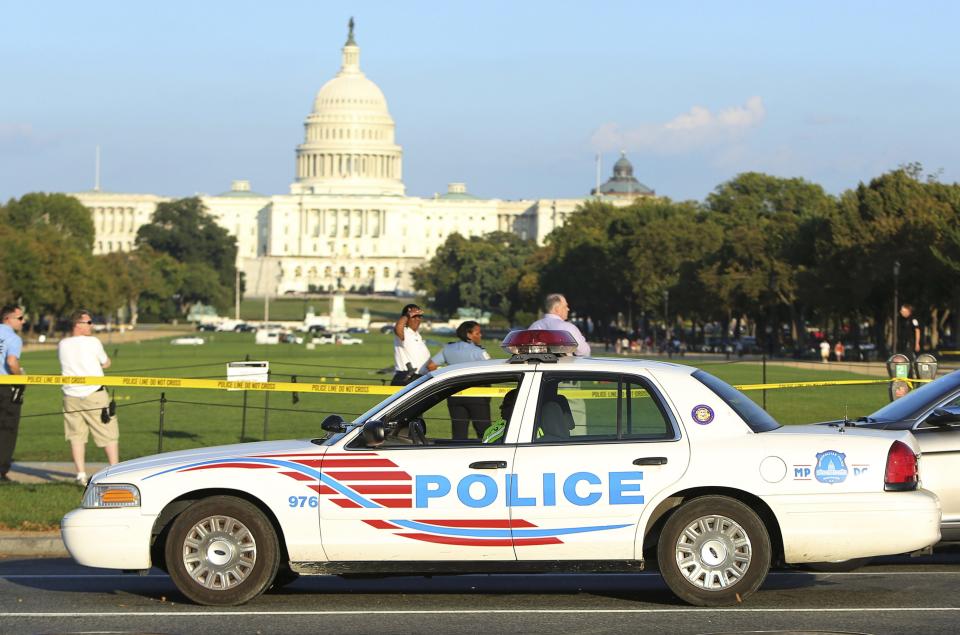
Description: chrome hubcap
xmin=182 ymin=515 xmax=257 ymax=590
xmin=674 ymin=514 xmax=751 ymax=590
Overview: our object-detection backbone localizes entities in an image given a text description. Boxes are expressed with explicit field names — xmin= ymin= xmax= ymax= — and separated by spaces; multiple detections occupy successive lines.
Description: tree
xmin=136 ymin=197 xmax=238 ymax=314
xmin=702 ymin=172 xmax=835 ymax=351
xmin=1 ymin=192 xmax=96 ymax=252
xmin=412 ymin=231 xmax=538 ymax=322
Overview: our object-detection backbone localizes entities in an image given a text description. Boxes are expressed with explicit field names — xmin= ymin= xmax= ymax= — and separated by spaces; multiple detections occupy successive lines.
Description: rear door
xmin=510 ymin=370 xmax=690 ymax=560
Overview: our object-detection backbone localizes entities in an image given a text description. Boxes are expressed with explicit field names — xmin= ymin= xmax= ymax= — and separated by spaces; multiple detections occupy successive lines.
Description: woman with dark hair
xmin=391 ymin=304 xmax=431 ymax=386
xmin=427 ymin=320 xmax=492 ymax=440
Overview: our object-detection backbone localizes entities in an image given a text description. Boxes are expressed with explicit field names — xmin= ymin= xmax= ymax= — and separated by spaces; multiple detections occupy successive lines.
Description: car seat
xmin=537 ymin=397 xmax=571 ymax=442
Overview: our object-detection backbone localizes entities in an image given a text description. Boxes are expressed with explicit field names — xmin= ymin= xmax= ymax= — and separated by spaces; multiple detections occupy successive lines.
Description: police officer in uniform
xmin=427 ymin=320 xmax=491 ymax=440
xmin=899 ymin=304 xmax=922 ymax=362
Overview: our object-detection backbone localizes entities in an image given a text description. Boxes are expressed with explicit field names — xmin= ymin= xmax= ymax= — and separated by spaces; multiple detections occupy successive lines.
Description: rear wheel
xmin=657 ymin=496 xmax=771 ymax=606
xmin=164 ymin=496 xmax=280 ymax=606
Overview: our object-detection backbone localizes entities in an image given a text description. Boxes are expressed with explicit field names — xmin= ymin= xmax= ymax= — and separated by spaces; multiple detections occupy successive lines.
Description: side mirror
xmin=927 ymin=406 xmax=960 ymax=427
xmin=320 ymin=414 xmax=346 ymax=433
xmin=362 ymin=420 xmax=386 ymax=446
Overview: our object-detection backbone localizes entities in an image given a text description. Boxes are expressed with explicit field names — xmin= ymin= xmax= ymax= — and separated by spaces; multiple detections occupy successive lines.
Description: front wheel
xmin=657 ymin=496 xmax=771 ymax=606
xmin=165 ymin=496 xmax=280 ymax=606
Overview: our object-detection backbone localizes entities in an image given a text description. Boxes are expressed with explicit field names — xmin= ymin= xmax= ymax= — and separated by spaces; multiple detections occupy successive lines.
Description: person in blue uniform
xmin=427 ymin=321 xmax=492 ymax=440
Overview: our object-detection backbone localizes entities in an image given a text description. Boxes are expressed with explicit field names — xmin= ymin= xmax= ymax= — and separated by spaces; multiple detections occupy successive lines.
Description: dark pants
xmin=448 ymin=397 xmax=491 ymax=440
xmin=390 ymin=371 xmax=421 ymax=386
xmin=0 ymin=386 xmax=23 ymax=476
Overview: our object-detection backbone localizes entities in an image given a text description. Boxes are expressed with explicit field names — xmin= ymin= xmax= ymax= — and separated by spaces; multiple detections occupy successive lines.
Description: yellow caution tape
xmin=0 ymin=374 xmax=399 ymax=395
xmin=0 ymin=374 xmax=932 ymax=396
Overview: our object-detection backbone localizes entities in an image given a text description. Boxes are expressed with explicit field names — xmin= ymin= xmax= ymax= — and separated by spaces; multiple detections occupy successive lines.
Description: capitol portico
xmin=72 ymin=21 xmax=654 ymax=296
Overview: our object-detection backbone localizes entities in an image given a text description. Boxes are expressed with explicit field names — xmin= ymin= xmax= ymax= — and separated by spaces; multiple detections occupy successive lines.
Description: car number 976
xmin=288 ymin=496 xmax=319 ymax=508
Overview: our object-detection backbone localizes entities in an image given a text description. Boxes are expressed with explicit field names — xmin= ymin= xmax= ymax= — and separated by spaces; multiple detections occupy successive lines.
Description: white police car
xmin=62 ymin=330 xmax=940 ymax=607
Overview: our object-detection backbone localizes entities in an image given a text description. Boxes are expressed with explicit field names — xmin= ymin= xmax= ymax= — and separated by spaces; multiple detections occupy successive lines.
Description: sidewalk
xmin=1 ymin=462 xmax=109 ymax=558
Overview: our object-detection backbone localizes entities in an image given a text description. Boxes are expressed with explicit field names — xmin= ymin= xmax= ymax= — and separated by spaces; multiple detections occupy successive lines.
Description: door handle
xmin=470 ymin=461 xmax=507 ymax=470
xmin=633 ymin=457 xmax=668 ymax=466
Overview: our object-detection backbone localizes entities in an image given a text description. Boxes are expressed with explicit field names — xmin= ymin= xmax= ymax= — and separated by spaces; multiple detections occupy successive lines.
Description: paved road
xmin=3 ymin=550 xmax=960 ymax=635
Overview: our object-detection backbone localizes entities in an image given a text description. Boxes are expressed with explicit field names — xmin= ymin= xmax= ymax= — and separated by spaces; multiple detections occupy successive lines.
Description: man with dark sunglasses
xmin=58 ymin=309 xmax=119 ymax=486
xmin=391 ymin=304 xmax=431 ymax=386
xmin=0 ymin=304 xmax=25 ymax=482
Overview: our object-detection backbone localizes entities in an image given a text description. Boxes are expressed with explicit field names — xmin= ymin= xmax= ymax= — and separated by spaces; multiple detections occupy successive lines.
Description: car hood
xmin=93 ymin=439 xmax=326 ymax=482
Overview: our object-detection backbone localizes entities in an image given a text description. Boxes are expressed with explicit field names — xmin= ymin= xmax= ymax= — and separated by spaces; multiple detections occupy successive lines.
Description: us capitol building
xmin=71 ymin=22 xmax=654 ymax=296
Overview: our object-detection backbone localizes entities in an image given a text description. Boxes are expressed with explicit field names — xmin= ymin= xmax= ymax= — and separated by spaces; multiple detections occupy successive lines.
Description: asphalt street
xmin=3 ymin=550 xmax=960 ymax=635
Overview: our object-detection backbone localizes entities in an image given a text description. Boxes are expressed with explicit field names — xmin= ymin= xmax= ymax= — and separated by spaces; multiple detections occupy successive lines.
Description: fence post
xmin=240 ymin=391 xmax=248 ymax=441
xmin=157 ymin=392 xmax=167 ymax=454
xmin=762 ymin=351 xmax=767 ymax=410
xmin=262 ymin=370 xmax=270 ymax=440
xmin=240 ymin=353 xmax=251 ymax=442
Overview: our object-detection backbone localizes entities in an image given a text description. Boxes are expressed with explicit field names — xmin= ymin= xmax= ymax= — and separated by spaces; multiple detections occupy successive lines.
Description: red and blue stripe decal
xmin=146 ymin=452 xmax=630 ymax=546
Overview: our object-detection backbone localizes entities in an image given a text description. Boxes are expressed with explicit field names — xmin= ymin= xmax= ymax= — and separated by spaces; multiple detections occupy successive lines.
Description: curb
xmin=0 ymin=531 xmax=68 ymax=557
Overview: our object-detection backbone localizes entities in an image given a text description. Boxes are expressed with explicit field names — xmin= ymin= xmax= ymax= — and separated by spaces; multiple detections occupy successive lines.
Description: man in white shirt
xmin=58 ymin=310 xmax=119 ymax=486
xmin=391 ymin=304 xmax=432 ymax=386
xmin=528 ymin=293 xmax=591 ymax=356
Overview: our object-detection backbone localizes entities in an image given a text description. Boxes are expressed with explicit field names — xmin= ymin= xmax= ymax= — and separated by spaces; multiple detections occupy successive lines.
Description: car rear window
xmin=692 ymin=370 xmax=781 ymax=433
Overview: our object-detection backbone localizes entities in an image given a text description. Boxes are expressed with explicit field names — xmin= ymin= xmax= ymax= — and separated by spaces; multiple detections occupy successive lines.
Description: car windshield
xmin=352 ymin=373 xmax=434 ymax=424
xmin=865 ymin=370 xmax=960 ymax=423
xmin=692 ymin=370 xmax=781 ymax=433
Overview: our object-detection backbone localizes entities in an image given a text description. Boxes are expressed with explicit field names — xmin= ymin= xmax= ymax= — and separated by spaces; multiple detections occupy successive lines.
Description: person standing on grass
xmin=58 ymin=309 xmax=119 ymax=486
xmin=391 ymin=304 xmax=431 ymax=386
xmin=0 ymin=304 xmax=26 ymax=482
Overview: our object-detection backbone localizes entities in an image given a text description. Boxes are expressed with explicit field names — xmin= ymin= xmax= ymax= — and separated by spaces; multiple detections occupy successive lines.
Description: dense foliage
xmin=0 ymin=195 xmax=238 ymax=329
xmin=414 ymin=166 xmax=960 ymax=352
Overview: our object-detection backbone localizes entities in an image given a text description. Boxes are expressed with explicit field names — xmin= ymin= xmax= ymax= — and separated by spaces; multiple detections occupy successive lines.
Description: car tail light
xmin=884 ymin=440 xmax=918 ymax=491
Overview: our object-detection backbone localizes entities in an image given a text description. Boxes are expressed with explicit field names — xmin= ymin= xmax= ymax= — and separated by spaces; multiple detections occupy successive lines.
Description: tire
xmin=657 ymin=496 xmax=771 ymax=606
xmin=803 ymin=557 xmax=871 ymax=573
xmin=164 ymin=496 xmax=280 ymax=606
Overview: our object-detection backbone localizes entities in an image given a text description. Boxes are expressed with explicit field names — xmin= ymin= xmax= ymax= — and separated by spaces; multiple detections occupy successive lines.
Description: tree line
xmin=0 ymin=195 xmax=237 ymax=331
xmin=414 ymin=165 xmax=960 ymax=354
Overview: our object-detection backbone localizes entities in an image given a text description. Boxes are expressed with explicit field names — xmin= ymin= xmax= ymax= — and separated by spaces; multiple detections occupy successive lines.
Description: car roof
xmin=431 ymin=355 xmax=697 ymax=379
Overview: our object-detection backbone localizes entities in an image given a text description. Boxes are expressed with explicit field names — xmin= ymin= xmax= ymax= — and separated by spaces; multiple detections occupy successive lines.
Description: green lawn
xmin=0 ymin=483 xmax=84 ymax=530
xmin=238 ymin=296 xmax=415 ymax=322
xmin=12 ymin=332 xmax=891 ymax=464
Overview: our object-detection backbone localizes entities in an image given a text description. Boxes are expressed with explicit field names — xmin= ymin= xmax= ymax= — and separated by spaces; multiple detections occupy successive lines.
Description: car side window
xmin=532 ymin=373 xmax=674 ymax=443
xmin=358 ymin=373 xmax=524 ymax=448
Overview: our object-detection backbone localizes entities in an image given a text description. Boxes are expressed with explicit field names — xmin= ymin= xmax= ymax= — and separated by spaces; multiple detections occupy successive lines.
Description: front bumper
xmin=767 ymin=489 xmax=941 ymax=563
xmin=61 ymin=507 xmax=156 ymax=570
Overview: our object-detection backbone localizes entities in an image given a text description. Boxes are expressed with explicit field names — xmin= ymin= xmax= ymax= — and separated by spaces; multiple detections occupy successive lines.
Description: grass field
xmin=9 ymin=330 xmax=894 ymax=465
xmin=0 ymin=483 xmax=84 ymax=530
xmin=238 ymin=295 xmax=414 ymax=322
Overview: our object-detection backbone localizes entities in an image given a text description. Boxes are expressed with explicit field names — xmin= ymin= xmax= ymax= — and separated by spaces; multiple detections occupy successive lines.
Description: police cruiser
xmin=62 ymin=330 xmax=940 ymax=607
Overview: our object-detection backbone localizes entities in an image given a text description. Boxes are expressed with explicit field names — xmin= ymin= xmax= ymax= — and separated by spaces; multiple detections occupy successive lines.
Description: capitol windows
xmin=367 ymin=267 xmax=375 ymax=279
xmin=294 ymin=267 xmax=302 ymax=278
xmin=323 ymin=266 xmax=332 ymax=278
xmin=383 ymin=267 xmax=390 ymax=279
xmin=308 ymin=267 xmax=317 ymax=279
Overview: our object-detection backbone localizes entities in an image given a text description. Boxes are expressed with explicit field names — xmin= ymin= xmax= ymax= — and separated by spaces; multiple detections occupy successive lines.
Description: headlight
xmin=82 ymin=484 xmax=141 ymax=508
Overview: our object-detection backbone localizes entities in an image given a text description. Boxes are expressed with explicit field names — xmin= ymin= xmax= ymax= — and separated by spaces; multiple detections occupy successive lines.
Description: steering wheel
xmin=409 ymin=418 xmax=428 ymax=446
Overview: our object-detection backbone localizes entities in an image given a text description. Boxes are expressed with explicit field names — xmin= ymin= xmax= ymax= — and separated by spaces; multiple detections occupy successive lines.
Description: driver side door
xmin=318 ymin=371 xmax=533 ymax=561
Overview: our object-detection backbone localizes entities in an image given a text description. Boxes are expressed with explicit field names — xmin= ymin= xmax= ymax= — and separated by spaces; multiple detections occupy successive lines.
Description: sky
xmin=1 ymin=1 xmax=958 ymax=203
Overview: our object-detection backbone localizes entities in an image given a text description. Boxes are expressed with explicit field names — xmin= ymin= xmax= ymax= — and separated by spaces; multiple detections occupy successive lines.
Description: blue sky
xmin=1 ymin=1 xmax=957 ymax=203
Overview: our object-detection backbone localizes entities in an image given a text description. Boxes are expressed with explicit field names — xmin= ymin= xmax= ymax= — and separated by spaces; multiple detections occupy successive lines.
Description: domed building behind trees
xmin=71 ymin=20 xmax=655 ymax=296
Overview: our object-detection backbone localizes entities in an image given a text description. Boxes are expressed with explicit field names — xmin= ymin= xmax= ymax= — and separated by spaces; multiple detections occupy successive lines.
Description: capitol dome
xmin=292 ymin=20 xmax=404 ymax=196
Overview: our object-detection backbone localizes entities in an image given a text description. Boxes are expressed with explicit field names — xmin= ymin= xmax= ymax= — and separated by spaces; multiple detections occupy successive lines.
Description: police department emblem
xmin=691 ymin=405 xmax=715 ymax=425
xmin=814 ymin=450 xmax=848 ymax=484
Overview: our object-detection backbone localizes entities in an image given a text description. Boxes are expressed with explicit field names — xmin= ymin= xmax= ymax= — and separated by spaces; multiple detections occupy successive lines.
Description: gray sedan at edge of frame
xmin=824 ymin=369 xmax=960 ymax=541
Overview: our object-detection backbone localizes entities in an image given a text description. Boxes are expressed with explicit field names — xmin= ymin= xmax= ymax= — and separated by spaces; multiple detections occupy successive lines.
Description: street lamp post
xmin=893 ymin=260 xmax=900 ymax=354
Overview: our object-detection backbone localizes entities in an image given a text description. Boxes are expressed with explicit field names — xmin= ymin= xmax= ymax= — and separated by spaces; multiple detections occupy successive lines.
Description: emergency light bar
xmin=501 ymin=329 xmax=578 ymax=362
